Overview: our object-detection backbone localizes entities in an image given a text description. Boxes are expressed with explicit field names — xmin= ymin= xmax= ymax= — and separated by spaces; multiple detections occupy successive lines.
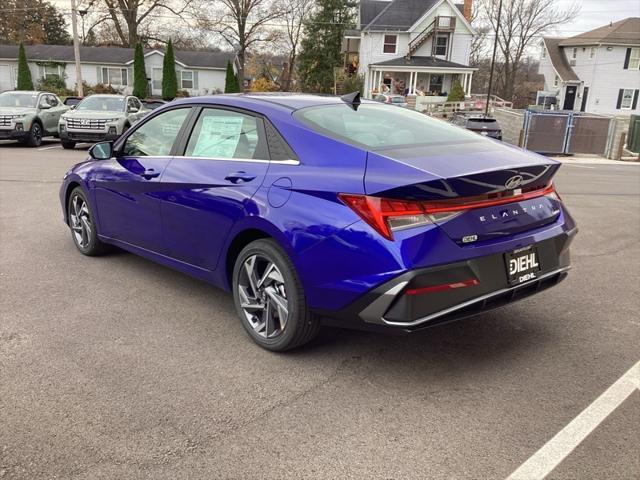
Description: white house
xmin=344 ymin=0 xmax=476 ymax=100
xmin=538 ymin=17 xmax=640 ymax=115
xmin=0 ymin=44 xmax=237 ymax=97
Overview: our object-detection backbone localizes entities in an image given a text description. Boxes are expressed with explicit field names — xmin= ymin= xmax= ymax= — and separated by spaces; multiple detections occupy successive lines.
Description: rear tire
xmin=61 ymin=140 xmax=76 ymax=149
xmin=24 ymin=122 xmax=43 ymax=147
xmin=232 ymin=239 xmax=320 ymax=351
xmin=67 ymin=187 xmax=109 ymax=256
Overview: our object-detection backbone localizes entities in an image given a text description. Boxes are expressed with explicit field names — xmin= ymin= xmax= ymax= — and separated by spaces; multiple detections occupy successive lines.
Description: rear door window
xmin=123 ymin=108 xmax=190 ymax=156
xmin=184 ymin=108 xmax=267 ymax=160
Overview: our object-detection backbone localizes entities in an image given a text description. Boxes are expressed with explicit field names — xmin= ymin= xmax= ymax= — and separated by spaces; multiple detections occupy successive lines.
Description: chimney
xmin=463 ymin=0 xmax=473 ymax=22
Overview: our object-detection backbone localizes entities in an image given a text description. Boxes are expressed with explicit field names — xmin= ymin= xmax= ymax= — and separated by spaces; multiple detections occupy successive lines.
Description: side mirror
xmin=89 ymin=141 xmax=113 ymax=160
xmin=70 ymin=105 xmax=77 ymax=110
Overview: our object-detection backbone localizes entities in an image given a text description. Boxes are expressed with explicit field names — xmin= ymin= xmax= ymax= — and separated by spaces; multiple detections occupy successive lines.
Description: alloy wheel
xmin=32 ymin=124 xmax=42 ymax=142
xmin=69 ymin=194 xmax=92 ymax=248
xmin=237 ymin=254 xmax=289 ymax=339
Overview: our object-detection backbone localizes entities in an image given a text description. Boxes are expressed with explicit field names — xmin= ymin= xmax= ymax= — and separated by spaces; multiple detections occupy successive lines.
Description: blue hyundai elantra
xmin=60 ymin=93 xmax=577 ymax=351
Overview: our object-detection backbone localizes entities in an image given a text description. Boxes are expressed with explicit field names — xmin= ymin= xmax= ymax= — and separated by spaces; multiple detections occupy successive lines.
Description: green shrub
xmin=447 ymin=79 xmax=465 ymax=102
xmin=132 ymin=42 xmax=148 ymax=98
xmin=224 ymin=60 xmax=240 ymax=93
xmin=37 ymin=75 xmax=74 ymax=96
xmin=161 ymin=39 xmax=178 ymax=100
xmin=17 ymin=43 xmax=34 ymax=90
xmin=82 ymin=82 xmax=123 ymax=95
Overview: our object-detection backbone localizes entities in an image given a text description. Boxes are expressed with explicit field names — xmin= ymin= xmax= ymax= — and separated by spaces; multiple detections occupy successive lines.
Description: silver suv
xmin=0 ymin=91 xmax=69 ymax=147
xmin=59 ymin=94 xmax=146 ymax=149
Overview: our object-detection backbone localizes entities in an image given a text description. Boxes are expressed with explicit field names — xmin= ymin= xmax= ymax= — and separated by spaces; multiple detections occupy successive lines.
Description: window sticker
xmin=192 ymin=116 xmax=244 ymax=158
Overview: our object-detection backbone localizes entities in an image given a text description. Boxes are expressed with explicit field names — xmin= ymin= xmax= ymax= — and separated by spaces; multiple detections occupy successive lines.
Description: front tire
xmin=67 ymin=187 xmax=109 ymax=256
xmin=232 ymin=239 xmax=320 ymax=351
xmin=61 ymin=140 xmax=76 ymax=149
xmin=24 ymin=122 xmax=43 ymax=147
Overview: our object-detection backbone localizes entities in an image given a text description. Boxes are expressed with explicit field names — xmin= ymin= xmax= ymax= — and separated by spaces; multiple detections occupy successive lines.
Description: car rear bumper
xmin=60 ymin=130 xmax=119 ymax=143
xmin=319 ymin=227 xmax=577 ymax=333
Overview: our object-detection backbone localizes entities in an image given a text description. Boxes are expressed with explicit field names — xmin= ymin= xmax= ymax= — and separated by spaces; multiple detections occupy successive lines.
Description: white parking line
xmin=563 ymin=164 xmax=596 ymax=169
xmin=506 ymin=360 xmax=640 ymax=480
xmin=37 ymin=145 xmax=61 ymax=151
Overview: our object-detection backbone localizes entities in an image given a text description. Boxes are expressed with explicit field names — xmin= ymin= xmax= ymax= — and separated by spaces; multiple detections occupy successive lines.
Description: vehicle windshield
xmin=0 ymin=92 xmax=38 ymax=108
xmin=76 ymin=96 xmax=125 ymax=112
xmin=295 ymin=103 xmax=480 ymax=150
xmin=391 ymin=97 xmax=406 ymax=104
xmin=467 ymin=118 xmax=499 ymax=128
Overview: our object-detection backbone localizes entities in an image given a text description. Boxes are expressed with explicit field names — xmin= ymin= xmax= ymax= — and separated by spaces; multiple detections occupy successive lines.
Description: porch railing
xmin=406 ymin=16 xmax=456 ymax=59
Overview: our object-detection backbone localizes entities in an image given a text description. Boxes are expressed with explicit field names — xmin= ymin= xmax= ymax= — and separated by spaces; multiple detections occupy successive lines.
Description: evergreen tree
xmin=17 ymin=43 xmax=33 ymax=90
xmin=297 ymin=0 xmax=356 ymax=93
xmin=132 ymin=42 xmax=148 ymax=98
xmin=161 ymin=39 xmax=178 ymax=100
xmin=224 ymin=60 xmax=240 ymax=93
xmin=447 ymin=79 xmax=465 ymax=102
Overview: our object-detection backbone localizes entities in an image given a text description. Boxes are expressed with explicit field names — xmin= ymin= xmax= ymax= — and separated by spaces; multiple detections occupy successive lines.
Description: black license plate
xmin=505 ymin=246 xmax=541 ymax=285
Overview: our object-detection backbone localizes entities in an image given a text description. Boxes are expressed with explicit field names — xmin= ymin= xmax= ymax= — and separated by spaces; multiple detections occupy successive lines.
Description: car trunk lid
xmin=364 ymin=140 xmax=562 ymax=243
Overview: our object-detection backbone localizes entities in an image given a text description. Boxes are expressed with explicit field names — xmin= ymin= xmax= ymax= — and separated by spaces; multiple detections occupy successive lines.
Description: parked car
xmin=0 ymin=90 xmax=68 ymax=147
xmin=141 ymin=98 xmax=167 ymax=110
xmin=58 ymin=94 xmax=146 ymax=149
xmin=63 ymin=96 xmax=84 ymax=108
xmin=373 ymin=94 xmax=408 ymax=107
xmin=451 ymin=112 xmax=503 ymax=140
xmin=60 ymin=93 xmax=577 ymax=351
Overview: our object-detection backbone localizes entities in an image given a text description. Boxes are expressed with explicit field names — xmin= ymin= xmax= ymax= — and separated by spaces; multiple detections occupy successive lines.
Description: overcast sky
xmin=548 ymin=0 xmax=639 ymax=36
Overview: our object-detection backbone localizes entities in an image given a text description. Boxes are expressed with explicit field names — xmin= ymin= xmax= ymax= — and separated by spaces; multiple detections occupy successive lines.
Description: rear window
xmin=467 ymin=118 xmax=499 ymax=129
xmin=294 ymin=104 xmax=480 ymax=150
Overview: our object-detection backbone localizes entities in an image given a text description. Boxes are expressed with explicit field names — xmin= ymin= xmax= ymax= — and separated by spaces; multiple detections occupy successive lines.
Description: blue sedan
xmin=60 ymin=93 xmax=577 ymax=351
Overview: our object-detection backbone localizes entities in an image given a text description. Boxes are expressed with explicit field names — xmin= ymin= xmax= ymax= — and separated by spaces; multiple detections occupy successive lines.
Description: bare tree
xmin=96 ymin=0 xmax=196 ymax=47
xmin=201 ymin=0 xmax=283 ymax=90
xmin=278 ymin=0 xmax=313 ymax=91
xmin=477 ymin=0 xmax=579 ymax=100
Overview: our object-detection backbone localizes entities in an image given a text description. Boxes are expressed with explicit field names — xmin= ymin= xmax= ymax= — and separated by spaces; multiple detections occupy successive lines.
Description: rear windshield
xmin=77 ymin=96 xmax=125 ymax=112
xmin=294 ymin=103 xmax=480 ymax=149
xmin=467 ymin=118 xmax=499 ymax=128
xmin=391 ymin=97 xmax=405 ymax=104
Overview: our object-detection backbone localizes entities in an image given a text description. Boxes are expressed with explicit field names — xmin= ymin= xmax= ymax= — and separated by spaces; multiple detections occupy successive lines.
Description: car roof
xmin=172 ymin=92 xmax=378 ymax=111
xmin=86 ymin=94 xmax=127 ymax=98
xmin=4 ymin=90 xmax=43 ymax=95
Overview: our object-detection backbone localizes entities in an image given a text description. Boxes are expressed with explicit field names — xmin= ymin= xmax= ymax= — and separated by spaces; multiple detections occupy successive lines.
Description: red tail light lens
xmin=339 ymin=183 xmax=558 ymax=240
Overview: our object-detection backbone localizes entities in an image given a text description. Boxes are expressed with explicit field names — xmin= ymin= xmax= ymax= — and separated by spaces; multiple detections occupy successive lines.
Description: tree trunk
xmin=237 ymin=50 xmax=245 ymax=92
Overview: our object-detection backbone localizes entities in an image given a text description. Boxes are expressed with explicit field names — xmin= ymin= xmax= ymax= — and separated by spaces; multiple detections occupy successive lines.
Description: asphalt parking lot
xmin=1 ymin=139 xmax=639 ymax=479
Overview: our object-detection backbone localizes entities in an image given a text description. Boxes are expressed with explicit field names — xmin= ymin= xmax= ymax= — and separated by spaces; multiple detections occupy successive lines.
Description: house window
xmin=620 ymin=89 xmax=635 ymax=109
xmin=572 ymin=48 xmax=577 ymax=59
xmin=40 ymin=64 xmax=63 ymax=80
xmin=554 ymin=75 xmax=559 ymax=87
xmin=101 ymin=67 xmax=128 ymax=86
xmin=435 ymin=35 xmax=448 ymax=56
xmin=181 ymin=70 xmax=195 ymax=89
xmin=590 ymin=47 xmax=595 ymax=59
xmin=629 ymin=48 xmax=640 ymax=70
xmin=428 ymin=74 xmax=443 ymax=95
xmin=383 ymin=35 xmax=397 ymax=54
xmin=541 ymin=46 xmax=546 ymax=59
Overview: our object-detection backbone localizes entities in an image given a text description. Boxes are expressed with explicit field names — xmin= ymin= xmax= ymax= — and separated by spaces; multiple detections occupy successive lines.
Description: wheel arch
xmin=223 ymin=220 xmax=297 ymax=291
xmin=63 ymin=181 xmax=83 ymax=224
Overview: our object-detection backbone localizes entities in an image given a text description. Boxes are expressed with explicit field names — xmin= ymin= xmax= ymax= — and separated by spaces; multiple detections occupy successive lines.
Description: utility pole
xmin=484 ymin=0 xmax=502 ymax=116
xmin=70 ymin=0 xmax=84 ymax=96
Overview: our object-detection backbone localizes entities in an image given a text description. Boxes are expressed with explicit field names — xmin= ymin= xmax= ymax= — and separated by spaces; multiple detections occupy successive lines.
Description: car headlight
xmin=10 ymin=115 xmax=26 ymax=121
xmin=103 ymin=118 xmax=121 ymax=123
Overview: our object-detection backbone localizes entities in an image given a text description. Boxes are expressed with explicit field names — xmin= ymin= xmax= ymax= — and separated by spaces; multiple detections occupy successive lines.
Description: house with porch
xmin=538 ymin=17 xmax=640 ymax=115
xmin=344 ymin=0 xmax=476 ymax=102
xmin=0 ymin=44 xmax=236 ymax=97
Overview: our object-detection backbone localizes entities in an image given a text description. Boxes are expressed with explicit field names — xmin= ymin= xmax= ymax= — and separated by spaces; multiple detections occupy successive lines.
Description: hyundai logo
xmin=505 ymin=175 xmax=523 ymax=189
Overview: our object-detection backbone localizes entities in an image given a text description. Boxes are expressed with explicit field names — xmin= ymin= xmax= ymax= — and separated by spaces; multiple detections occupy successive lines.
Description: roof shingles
xmin=0 ymin=44 xmax=234 ymax=69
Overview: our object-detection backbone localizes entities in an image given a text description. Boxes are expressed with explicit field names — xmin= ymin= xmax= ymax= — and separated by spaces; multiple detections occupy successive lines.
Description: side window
xmin=185 ymin=108 xmax=266 ymax=160
xmin=123 ymin=108 xmax=190 ymax=157
xmin=38 ymin=95 xmax=50 ymax=108
xmin=47 ymin=95 xmax=59 ymax=107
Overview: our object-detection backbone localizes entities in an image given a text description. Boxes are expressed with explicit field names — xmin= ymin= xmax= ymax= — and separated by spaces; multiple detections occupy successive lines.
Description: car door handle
xmin=225 ymin=171 xmax=256 ymax=183
xmin=140 ymin=169 xmax=160 ymax=179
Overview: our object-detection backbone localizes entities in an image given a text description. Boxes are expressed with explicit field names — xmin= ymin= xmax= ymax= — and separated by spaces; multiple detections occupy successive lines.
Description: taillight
xmin=339 ymin=183 xmax=559 ymax=240
xmin=338 ymin=194 xmax=431 ymax=240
